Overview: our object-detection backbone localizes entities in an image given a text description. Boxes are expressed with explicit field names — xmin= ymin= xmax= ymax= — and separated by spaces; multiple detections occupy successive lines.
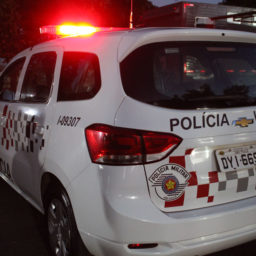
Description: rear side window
xmin=20 ymin=52 xmax=56 ymax=103
xmin=120 ymin=42 xmax=256 ymax=109
xmin=0 ymin=58 xmax=25 ymax=101
xmin=57 ymin=52 xmax=101 ymax=101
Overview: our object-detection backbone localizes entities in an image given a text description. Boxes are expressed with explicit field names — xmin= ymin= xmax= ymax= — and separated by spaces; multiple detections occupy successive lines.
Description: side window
xmin=57 ymin=52 xmax=101 ymax=101
xmin=0 ymin=58 xmax=25 ymax=101
xmin=20 ymin=52 xmax=56 ymax=102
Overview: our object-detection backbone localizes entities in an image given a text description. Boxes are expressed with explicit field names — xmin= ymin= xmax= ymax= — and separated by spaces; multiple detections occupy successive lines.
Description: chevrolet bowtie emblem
xmin=232 ymin=117 xmax=254 ymax=127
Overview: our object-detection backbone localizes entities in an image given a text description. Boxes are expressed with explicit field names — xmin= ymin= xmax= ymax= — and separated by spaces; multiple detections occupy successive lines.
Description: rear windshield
xmin=120 ymin=42 xmax=256 ymax=109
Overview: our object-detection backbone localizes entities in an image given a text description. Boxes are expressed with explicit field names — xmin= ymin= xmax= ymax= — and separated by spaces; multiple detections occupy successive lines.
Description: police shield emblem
xmin=149 ymin=164 xmax=191 ymax=201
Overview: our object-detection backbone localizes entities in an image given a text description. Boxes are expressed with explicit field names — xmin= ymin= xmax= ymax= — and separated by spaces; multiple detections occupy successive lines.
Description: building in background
xmin=139 ymin=1 xmax=256 ymax=32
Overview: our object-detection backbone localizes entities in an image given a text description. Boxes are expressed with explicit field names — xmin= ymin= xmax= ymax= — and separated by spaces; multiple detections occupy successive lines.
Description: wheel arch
xmin=41 ymin=172 xmax=69 ymax=209
xmin=41 ymin=172 xmax=90 ymax=255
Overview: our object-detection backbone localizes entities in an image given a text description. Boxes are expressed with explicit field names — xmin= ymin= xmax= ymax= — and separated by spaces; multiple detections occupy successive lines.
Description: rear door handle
xmin=33 ymin=123 xmax=44 ymax=136
xmin=0 ymin=116 xmax=7 ymax=127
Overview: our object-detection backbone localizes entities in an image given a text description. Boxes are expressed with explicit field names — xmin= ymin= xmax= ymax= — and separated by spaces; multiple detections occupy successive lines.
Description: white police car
xmin=0 ymin=24 xmax=256 ymax=256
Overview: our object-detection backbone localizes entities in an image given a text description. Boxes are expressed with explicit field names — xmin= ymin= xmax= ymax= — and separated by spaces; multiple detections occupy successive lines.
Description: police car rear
xmin=84 ymin=28 xmax=256 ymax=256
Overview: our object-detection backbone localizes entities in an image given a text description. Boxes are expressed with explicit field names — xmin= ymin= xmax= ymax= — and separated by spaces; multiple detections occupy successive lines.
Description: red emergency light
xmin=57 ymin=24 xmax=97 ymax=36
xmin=40 ymin=23 xmax=128 ymax=38
xmin=40 ymin=23 xmax=98 ymax=37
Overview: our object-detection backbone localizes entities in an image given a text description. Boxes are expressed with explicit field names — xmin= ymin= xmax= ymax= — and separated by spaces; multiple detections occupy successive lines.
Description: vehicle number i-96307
xmin=57 ymin=115 xmax=81 ymax=127
xmin=216 ymin=145 xmax=256 ymax=172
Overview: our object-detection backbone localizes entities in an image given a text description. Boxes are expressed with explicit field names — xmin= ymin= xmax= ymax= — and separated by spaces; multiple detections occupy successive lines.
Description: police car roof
xmin=118 ymin=27 xmax=256 ymax=60
xmin=13 ymin=27 xmax=256 ymax=63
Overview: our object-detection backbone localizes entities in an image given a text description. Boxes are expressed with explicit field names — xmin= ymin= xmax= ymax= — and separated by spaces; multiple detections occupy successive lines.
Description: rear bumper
xmin=80 ymin=222 xmax=256 ymax=256
xmin=69 ymin=165 xmax=256 ymax=256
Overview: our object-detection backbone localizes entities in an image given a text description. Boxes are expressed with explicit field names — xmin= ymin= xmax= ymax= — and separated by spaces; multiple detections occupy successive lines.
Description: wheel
xmin=44 ymin=185 xmax=91 ymax=256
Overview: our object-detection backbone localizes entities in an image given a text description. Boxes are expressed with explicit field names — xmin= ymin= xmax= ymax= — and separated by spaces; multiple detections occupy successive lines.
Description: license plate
xmin=216 ymin=145 xmax=256 ymax=172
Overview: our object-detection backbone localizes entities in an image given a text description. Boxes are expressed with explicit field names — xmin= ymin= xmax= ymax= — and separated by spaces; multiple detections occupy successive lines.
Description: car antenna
xmin=129 ymin=0 xmax=133 ymax=29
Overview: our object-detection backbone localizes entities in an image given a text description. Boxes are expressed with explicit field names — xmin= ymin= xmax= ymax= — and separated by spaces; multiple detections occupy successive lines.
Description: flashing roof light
xmin=40 ymin=24 xmax=98 ymax=37
xmin=57 ymin=24 xmax=97 ymax=36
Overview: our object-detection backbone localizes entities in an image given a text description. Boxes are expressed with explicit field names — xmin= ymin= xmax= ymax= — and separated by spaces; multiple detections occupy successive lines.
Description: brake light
xmin=85 ymin=124 xmax=182 ymax=165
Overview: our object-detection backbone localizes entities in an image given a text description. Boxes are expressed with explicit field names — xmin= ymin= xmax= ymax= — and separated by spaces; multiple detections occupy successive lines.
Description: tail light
xmin=85 ymin=124 xmax=182 ymax=165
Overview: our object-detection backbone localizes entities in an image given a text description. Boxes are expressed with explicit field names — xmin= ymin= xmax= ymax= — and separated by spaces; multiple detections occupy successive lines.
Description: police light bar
xmin=40 ymin=24 xmax=128 ymax=38
xmin=40 ymin=24 xmax=98 ymax=37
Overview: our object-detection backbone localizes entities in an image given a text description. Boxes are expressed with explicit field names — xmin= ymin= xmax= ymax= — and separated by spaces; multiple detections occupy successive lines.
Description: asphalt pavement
xmin=0 ymin=178 xmax=50 ymax=256
xmin=0 ymin=178 xmax=255 ymax=256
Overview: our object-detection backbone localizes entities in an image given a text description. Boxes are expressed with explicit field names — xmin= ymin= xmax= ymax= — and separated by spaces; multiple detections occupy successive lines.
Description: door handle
xmin=0 ymin=116 xmax=7 ymax=127
xmin=33 ymin=123 xmax=44 ymax=136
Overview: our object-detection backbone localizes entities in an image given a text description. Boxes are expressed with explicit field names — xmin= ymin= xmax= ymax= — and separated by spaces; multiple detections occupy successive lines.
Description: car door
xmin=8 ymin=48 xmax=62 ymax=203
xmin=0 ymin=57 xmax=26 ymax=181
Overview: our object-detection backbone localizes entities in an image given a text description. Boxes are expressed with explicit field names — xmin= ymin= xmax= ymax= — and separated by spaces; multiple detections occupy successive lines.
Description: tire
xmin=44 ymin=185 xmax=91 ymax=256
